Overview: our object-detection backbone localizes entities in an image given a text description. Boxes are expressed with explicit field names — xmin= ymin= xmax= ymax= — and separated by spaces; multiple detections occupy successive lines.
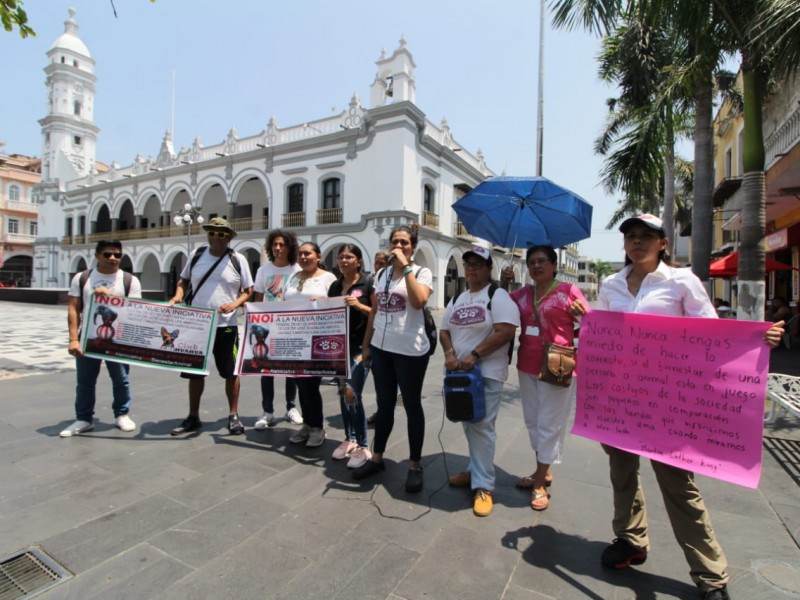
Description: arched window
xmin=322 ymin=178 xmax=341 ymax=209
xmin=73 ymin=100 xmax=82 ymax=116
xmin=288 ymin=183 xmax=304 ymax=213
xmin=423 ymin=184 xmax=435 ymax=213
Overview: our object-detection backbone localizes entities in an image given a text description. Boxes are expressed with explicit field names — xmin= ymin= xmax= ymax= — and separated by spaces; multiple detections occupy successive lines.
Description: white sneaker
xmin=115 ymin=415 xmax=136 ymax=432
xmin=306 ymin=427 xmax=326 ymax=447
xmin=254 ymin=412 xmax=275 ymax=430
xmin=347 ymin=446 xmax=372 ymax=469
xmin=289 ymin=424 xmax=311 ymax=444
xmin=285 ymin=407 xmax=303 ymax=425
xmin=332 ymin=440 xmax=357 ymax=460
xmin=60 ymin=420 xmax=93 ymax=438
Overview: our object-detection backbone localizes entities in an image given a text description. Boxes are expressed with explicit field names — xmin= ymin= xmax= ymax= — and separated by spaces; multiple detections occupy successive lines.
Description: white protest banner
xmin=573 ymin=310 xmax=770 ymax=488
xmin=82 ymin=294 xmax=217 ymax=375
xmin=237 ymin=296 xmax=349 ymax=377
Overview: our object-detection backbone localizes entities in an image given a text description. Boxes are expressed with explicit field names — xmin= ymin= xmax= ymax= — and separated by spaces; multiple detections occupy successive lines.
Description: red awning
xmin=709 ymin=251 xmax=796 ymax=278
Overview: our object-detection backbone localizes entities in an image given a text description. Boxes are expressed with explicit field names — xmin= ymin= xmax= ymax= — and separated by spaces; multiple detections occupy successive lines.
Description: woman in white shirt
xmin=252 ymin=229 xmax=302 ymax=428
xmin=439 ymin=244 xmax=518 ymax=517
xmin=597 ymin=214 xmax=784 ymax=600
xmin=352 ymin=224 xmax=433 ymax=493
xmin=285 ymin=242 xmax=337 ymax=448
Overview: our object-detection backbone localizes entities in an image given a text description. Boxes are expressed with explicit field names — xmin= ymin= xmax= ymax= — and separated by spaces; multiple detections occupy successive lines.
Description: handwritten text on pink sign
xmin=573 ymin=310 xmax=769 ymax=488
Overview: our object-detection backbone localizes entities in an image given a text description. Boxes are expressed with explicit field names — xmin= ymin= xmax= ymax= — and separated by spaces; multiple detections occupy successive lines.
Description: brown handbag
xmin=531 ymin=286 xmax=576 ymax=387
xmin=539 ymin=342 xmax=576 ymax=387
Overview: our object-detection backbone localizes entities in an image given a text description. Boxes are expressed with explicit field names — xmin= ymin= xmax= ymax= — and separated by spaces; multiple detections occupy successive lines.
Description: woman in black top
xmin=328 ymin=244 xmax=374 ymax=469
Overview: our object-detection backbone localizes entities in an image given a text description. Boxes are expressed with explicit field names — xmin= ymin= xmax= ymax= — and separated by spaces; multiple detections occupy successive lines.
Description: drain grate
xmin=764 ymin=436 xmax=800 ymax=487
xmin=0 ymin=546 xmax=72 ymax=600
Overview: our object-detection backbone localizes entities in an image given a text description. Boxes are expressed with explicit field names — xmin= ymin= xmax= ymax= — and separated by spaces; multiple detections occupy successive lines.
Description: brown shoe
xmin=448 ymin=470 xmax=471 ymax=487
xmin=515 ymin=473 xmax=553 ymax=489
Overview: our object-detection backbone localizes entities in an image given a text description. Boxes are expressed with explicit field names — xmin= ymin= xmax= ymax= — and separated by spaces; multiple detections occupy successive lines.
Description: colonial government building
xmin=33 ymin=9 xmax=528 ymax=307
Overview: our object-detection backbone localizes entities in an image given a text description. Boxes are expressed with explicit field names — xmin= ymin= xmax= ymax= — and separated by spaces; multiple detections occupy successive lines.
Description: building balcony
xmin=2 ymin=200 xmax=38 ymax=215
xmin=5 ymin=233 xmax=36 ymax=244
xmin=422 ymin=211 xmax=439 ymax=230
xmin=454 ymin=221 xmax=474 ymax=239
xmin=317 ymin=207 xmax=342 ymax=225
xmin=282 ymin=211 xmax=306 ymax=228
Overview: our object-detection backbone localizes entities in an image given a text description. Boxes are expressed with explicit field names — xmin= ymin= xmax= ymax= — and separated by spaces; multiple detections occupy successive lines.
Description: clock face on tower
xmin=73 ymin=84 xmax=83 ymax=93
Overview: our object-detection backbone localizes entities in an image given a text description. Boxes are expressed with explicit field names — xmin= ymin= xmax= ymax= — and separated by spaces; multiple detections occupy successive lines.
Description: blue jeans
xmin=260 ymin=376 xmax=297 ymax=413
xmin=338 ymin=347 xmax=369 ymax=447
xmin=462 ymin=378 xmax=504 ymax=491
xmin=74 ymin=355 xmax=132 ymax=421
xmin=370 ymin=345 xmax=430 ymax=461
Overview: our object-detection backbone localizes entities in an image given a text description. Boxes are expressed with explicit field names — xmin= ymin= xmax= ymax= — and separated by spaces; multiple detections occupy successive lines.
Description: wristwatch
xmin=471 ymin=349 xmax=481 ymax=360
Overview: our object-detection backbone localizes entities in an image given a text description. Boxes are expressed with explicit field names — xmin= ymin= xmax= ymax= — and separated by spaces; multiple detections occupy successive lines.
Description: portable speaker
xmin=443 ymin=366 xmax=485 ymax=423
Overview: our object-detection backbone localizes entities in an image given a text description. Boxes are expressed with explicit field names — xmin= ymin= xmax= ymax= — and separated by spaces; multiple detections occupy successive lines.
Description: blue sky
xmin=0 ymin=0 xmax=660 ymax=261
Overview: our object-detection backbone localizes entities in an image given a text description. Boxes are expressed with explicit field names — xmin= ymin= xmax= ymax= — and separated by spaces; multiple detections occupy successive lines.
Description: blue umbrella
xmin=452 ymin=176 xmax=593 ymax=248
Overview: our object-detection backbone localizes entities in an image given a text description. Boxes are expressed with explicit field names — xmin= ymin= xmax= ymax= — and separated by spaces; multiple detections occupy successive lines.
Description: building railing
xmin=422 ymin=211 xmax=439 ymax=229
xmin=454 ymin=221 xmax=474 ymax=239
xmin=317 ymin=207 xmax=343 ymax=225
xmin=282 ymin=212 xmax=306 ymax=228
xmin=5 ymin=232 xmax=36 ymax=243
xmin=765 ymin=103 xmax=800 ymax=168
xmin=2 ymin=200 xmax=38 ymax=214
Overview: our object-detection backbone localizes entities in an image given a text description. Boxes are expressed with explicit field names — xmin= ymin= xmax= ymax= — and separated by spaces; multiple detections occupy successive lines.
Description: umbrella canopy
xmin=709 ymin=251 xmax=796 ymax=278
xmin=452 ymin=176 xmax=593 ymax=249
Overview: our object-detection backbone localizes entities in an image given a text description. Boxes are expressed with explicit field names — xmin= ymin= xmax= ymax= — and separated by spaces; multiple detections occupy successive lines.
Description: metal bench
xmin=766 ymin=373 xmax=800 ymax=423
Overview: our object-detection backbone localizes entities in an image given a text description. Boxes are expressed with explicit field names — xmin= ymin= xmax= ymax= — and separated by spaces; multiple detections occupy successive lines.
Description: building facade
xmin=0 ymin=152 xmax=40 ymax=285
xmin=32 ymin=12 xmax=530 ymax=307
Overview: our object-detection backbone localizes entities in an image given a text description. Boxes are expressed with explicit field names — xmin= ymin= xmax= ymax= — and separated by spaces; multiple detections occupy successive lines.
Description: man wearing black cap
xmin=169 ymin=218 xmax=254 ymax=436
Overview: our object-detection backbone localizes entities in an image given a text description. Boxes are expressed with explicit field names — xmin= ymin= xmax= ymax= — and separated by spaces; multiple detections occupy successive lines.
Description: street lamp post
xmin=173 ymin=203 xmax=204 ymax=260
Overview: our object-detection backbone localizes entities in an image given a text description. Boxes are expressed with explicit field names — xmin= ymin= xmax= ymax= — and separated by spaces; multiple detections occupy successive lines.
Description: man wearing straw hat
xmin=168 ymin=217 xmax=254 ymax=436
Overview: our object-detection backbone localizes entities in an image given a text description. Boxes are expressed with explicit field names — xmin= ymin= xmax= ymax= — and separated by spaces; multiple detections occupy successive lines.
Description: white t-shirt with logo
xmin=372 ymin=266 xmax=434 ymax=357
xmin=254 ymin=262 xmax=301 ymax=302
xmin=180 ymin=249 xmax=254 ymax=327
xmin=68 ymin=269 xmax=143 ymax=327
xmin=283 ymin=270 xmax=337 ymax=301
xmin=441 ymin=284 xmax=520 ymax=382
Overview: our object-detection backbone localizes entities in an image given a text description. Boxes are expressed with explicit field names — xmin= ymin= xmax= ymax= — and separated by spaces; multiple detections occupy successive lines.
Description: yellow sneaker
xmin=473 ymin=489 xmax=493 ymax=517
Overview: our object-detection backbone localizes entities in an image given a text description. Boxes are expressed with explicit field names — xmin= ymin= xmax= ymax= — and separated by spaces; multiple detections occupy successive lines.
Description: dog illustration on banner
xmin=160 ymin=327 xmax=180 ymax=350
xmin=93 ymin=305 xmax=118 ymax=340
xmin=249 ymin=324 xmax=270 ymax=366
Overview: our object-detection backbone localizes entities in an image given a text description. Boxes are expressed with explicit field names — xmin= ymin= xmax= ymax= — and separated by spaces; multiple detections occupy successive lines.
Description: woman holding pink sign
xmin=597 ymin=214 xmax=784 ymax=600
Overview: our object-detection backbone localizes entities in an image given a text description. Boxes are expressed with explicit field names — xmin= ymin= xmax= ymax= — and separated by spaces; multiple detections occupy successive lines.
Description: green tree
xmin=594 ymin=16 xmax=694 ymax=244
xmin=1 ymin=0 xmax=34 ymax=37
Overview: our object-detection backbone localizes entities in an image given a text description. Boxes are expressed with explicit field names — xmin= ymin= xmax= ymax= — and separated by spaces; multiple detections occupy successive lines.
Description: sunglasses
xmin=102 ymin=252 xmax=123 ymax=259
xmin=207 ymin=231 xmax=231 ymax=238
xmin=463 ymin=261 xmax=486 ymax=270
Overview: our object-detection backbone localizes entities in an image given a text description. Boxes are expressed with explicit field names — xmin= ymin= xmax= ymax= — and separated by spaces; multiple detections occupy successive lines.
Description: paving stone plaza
xmin=1 ymin=301 xmax=799 ymax=599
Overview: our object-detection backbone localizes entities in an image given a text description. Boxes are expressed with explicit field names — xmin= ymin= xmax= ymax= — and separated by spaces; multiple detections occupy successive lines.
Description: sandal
xmin=515 ymin=474 xmax=553 ymax=490
xmin=531 ymin=491 xmax=550 ymax=511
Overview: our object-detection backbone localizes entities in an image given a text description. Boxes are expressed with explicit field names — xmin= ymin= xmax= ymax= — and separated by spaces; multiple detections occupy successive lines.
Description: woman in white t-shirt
xmin=439 ymin=244 xmax=519 ymax=517
xmin=252 ymin=229 xmax=302 ymax=428
xmin=284 ymin=242 xmax=337 ymax=448
xmin=352 ymin=224 xmax=433 ymax=493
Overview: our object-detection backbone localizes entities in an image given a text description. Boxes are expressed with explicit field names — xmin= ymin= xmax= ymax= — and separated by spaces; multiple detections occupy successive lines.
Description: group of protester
xmin=60 ymin=214 xmax=785 ymax=600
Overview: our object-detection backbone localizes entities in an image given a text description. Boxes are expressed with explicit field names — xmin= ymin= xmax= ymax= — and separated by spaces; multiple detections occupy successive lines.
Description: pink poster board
xmin=573 ymin=310 xmax=771 ymax=488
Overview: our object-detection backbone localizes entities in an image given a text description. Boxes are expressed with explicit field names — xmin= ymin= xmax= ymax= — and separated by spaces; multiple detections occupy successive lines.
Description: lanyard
xmin=531 ymin=280 xmax=559 ymax=325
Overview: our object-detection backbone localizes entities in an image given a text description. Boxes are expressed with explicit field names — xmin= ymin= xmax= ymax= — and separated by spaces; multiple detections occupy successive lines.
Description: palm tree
xmin=594 ymin=16 xmax=694 ymax=243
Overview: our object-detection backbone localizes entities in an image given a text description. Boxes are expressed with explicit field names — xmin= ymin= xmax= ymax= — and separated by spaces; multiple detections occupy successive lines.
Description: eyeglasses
xmin=463 ymin=261 xmax=486 ymax=270
xmin=338 ymin=255 xmax=357 ymax=262
xmin=102 ymin=252 xmax=123 ymax=259
xmin=207 ymin=231 xmax=231 ymax=239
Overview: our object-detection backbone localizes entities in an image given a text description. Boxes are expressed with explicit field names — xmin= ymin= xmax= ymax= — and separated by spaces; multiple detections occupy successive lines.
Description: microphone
xmin=386 ymin=254 xmax=396 ymax=264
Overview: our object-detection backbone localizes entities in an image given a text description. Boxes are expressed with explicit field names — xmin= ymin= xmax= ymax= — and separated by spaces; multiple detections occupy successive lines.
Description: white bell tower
xmin=369 ymin=36 xmax=417 ymax=108
xmin=33 ymin=7 xmax=99 ymax=287
xmin=39 ymin=7 xmax=98 ymax=183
